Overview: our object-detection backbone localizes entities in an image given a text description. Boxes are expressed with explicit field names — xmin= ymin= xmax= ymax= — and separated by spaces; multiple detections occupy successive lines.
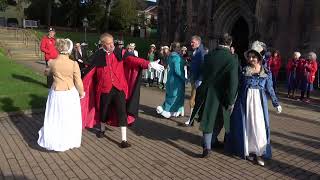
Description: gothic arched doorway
xmin=231 ymin=17 xmax=249 ymax=65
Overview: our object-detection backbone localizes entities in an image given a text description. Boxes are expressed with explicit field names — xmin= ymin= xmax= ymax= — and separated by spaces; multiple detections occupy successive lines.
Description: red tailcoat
xmin=81 ymin=48 xmax=149 ymax=128
xmin=268 ymin=56 xmax=281 ymax=77
xmin=286 ymin=58 xmax=299 ymax=76
xmin=305 ymin=60 xmax=318 ymax=83
xmin=296 ymin=58 xmax=306 ymax=81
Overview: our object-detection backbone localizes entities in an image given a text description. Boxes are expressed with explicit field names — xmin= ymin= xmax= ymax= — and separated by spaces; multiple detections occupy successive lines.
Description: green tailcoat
xmin=191 ymin=47 xmax=239 ymax=133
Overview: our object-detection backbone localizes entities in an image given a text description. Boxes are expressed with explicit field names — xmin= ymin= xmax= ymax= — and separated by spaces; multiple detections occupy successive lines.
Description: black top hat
xmin=48 ymin=27 xmax=55 ymax=32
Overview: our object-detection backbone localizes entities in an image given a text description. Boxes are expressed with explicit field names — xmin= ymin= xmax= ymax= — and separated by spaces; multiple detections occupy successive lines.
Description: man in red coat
xmin=81 ymin=33 xmax=164 ymax=148
xmin=40 ymin=27 xmax=58 ymax=65
xmin=40 ymin=27 xmax=58 ymax=87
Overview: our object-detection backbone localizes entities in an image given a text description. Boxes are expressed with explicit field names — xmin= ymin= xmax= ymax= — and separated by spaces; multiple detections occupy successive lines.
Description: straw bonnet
xmin=244 ymin=41 xmax=264 ymax=60
xmin=150 ymin=44 xmax=156 ymax=48
xmin=162 ymin=46 xmax=169 ymax=49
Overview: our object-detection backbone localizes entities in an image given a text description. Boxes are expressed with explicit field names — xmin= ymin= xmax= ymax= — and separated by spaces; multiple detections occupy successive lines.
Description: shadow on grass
xmin=11 ymin=74 xmax=47 ymax=88
xmin=0 ymin=94 xmax=50 ymax=152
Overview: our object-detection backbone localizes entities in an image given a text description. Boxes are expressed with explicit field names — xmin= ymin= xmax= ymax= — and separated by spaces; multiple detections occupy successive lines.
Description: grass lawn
xmin=0 ymin=49 xmax=47 ymax=112
xmin=33 ymin=30 xmax=157 ymax=59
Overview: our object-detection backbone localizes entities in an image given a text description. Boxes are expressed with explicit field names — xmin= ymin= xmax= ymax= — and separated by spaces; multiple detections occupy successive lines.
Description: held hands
xmin=195 ymin=80 xmax=202 ymax=88
xmin=80 ymin=92 xmax=86 ymax=99
xmin=44 ymin=68 xmax=50 ymax=76
xmin=149 ymin=60 xmax=164 ymax=72
xmin=276 ymin=105 xmax=282 ymax=114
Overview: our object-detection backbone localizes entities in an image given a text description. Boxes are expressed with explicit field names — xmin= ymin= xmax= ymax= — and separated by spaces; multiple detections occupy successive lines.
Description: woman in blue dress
xmin=225 ymin=43 xmax=282 ymax=166
xmin=156 ymin=42 xmax=186 ymax=118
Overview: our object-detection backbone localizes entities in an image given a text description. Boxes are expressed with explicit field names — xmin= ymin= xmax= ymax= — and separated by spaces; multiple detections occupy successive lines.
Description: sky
xmin=147 ymin=0 xmax=156 ymax=2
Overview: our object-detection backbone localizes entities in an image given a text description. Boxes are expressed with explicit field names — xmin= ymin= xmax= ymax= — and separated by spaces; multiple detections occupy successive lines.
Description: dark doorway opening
xmin=231 ymin=17 xmax=249 ymax=67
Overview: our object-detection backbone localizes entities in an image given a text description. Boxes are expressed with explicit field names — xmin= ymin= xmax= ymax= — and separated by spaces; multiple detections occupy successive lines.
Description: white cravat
xmin=78 ymin=48 xmax=82 ymax=57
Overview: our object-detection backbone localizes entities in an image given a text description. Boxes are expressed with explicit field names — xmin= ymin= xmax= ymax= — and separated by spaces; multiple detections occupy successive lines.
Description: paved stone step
xmin=10 ymin=49 xmax=39 ymax=53
xmin=11 ymin=54 xmax=39 ymax=57
xmin=2 ymin=41 xmax=39 ymax=46
xmin=0 ymin=35 xmax=16 ymax=39
xmin=10 ymin=53 xmax=39 ymax=56
xmin=1 ymin=42 xmax=26 ymax=46
xmin=11 ymin=57 xmax=39 ymax=61
xmin=3 ymin=45 xmax=35 ymax=49
xmin=11 ymin=55 xmax=39 ymax=58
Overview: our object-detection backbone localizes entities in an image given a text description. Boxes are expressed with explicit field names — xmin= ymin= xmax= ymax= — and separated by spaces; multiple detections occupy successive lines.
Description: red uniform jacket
xmin=305 ymin=60 xmax=318 ymax=83
xmin=296 ymin=58 xmax=306 ymax=80
xmin=286 ymin=58 xmax=299 ymax=76
xmin=81 ymin=48 xmax=150 ymax=128
xmin=40 ymin=36 xmax=58 ymax=61
xmin=268 ymin=56 xmax=281 ymax=77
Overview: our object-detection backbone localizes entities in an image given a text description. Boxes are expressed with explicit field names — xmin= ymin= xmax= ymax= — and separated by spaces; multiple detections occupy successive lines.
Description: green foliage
xmin=0 ymin=50 xmax=47 ymax=112
xmin=0 ymin=0 xmax=8 ymax=11
xmin=109 ymin=0 xmax=138 ymax=31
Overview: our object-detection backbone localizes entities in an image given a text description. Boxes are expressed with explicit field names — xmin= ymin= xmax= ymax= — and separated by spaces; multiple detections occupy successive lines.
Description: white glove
xmin=149 ymin=60 xmax=164 ymax=72
xmin=78 ymin=59 xmax=83 ymax=63
xmin=195 ymin=80 xmax=202 ymax=88
xmin=276 ymin=105 xmax=282 ymax=114
xmin=80 ymin=92 xmax=86 ymax=99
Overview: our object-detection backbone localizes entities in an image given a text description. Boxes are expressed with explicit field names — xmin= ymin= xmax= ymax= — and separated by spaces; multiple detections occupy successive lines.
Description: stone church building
xmin=157 ymin=0 xmax=320 ymax=60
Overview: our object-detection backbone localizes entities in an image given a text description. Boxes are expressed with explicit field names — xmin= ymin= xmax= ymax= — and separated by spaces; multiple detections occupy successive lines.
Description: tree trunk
xmin=104 ymin=0 xmax=112 ymax=31
xmin=47 ymin=0 xmax=52 ymax=26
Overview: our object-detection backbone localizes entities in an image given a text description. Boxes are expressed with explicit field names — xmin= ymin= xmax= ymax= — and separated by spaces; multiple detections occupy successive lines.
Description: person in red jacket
xmin=268 ymin=50 xmax=282 ymax=92
xmin=299 ymin=52 xmax=318 ymax=103
xmin=40 ymin=27 xmax=58 ymax=88
xmin=81 ymin=33 xmax=164 ymax=148
xmin=286 ymin=52 xmax=301 ymax=98
xmin=40 ymin=27 xmax=58 ymax=65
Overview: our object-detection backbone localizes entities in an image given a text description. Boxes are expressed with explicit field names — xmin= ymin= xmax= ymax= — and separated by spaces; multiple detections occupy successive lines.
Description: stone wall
xmin=158 ymin=0 xmax=320 ymax=59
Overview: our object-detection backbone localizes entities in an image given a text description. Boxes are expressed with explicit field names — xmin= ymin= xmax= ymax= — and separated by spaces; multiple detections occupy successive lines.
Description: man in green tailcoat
xmin=190 ymin=33 xmax=239 ymax=158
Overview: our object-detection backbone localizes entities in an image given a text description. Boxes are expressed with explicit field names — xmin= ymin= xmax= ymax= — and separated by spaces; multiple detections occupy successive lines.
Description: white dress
xmin=244 ymin=88 xmax=267 ymax=156
xmin=38 ymin=87 xmax=82 ymax=152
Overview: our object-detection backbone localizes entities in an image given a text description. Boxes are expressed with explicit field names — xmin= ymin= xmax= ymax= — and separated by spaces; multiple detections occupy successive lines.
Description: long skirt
xmin=157 ymin=68 xmax=168 ymax=84
xmin=38 ymin=87 xmax=82 ymax=152
xmin=244 ymin=89 xmax=267 ymax=157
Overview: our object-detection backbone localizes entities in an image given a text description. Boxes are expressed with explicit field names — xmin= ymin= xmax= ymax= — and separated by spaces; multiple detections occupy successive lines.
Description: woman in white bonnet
xmin=38 ymin=38 xmax=85 ymax=152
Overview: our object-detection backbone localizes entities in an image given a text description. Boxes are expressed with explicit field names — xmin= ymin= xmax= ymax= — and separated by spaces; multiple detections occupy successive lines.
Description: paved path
xmin=0 ymin=84 xmax=320 ymax=179
xmin=1 ymin=50 xmax=320 ymax=179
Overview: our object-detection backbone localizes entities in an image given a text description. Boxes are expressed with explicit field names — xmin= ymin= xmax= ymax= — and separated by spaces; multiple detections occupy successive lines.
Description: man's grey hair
xmin=308 ymin=51 xmax=317 ymax=60
xmin=191 ymin=35 xmax=201 ymax=43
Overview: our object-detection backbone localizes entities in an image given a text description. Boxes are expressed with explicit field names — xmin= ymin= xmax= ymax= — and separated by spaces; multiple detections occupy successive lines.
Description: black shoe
xmin=120 ymin=141 xmax=131 ymax=148
xmin=211 ymin=140 xmax=224 ymax=149
xmin=96 ymin=131 xmax=105 ymax=138
xmin=201 ymin=149 xmax=212 ymax=158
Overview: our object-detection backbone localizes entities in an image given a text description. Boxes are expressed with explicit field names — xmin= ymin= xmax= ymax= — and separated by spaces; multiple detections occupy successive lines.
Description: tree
xmin=104 ymin=0 xmax=112 ymax=31
xmin=109 ymin=0 xmax=138 ymax=30
xmin=0 ymin=0 xmax=8 ymax=11
xmin=47 ymin=0 xmax=53 ymax=26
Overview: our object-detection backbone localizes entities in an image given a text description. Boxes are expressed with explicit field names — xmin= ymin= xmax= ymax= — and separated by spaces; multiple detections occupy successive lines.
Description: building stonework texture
xmin=158 ymin=0 xmax=320 ymax=58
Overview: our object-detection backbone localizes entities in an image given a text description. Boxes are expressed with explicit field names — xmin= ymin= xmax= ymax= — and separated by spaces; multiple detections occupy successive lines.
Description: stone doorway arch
xmin=231 ymin=17 xmax=250 ymax=62
xmin=208 ymin=0 xmax=257 ymax=49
